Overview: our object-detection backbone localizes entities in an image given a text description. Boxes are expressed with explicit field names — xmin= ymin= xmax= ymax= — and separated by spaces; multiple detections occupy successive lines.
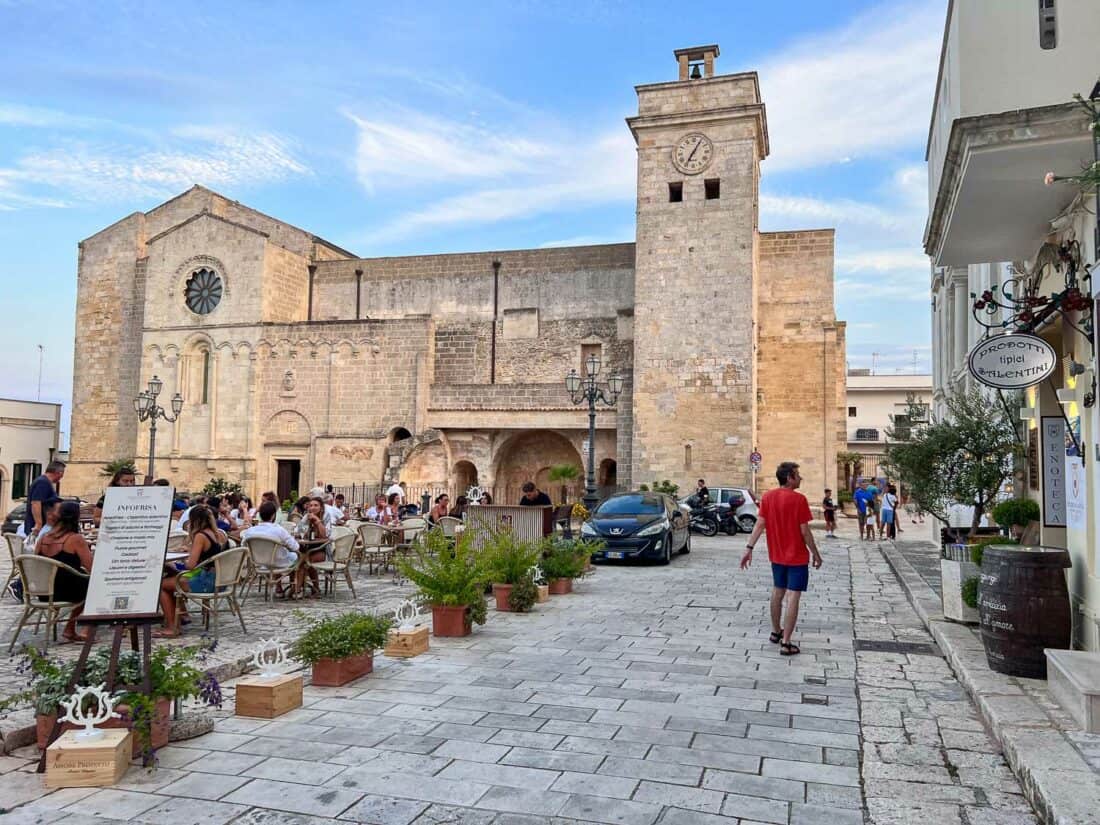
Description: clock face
xmin=672 ymin=133 xmax=713 ymax=175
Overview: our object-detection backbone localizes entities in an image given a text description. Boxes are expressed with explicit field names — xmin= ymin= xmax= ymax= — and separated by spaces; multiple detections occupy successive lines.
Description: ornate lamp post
xmin=566 ymin=354 xmax=624 ymax=511
xmin=133 ymin=375 xmax=183 ymax=480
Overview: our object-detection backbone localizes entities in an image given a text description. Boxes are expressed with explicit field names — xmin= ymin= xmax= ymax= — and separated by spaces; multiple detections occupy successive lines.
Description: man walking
xmin=740 ymin=461 xmax=823 ymax=656
xmin=24 ymin=460 xmax=66 ymax=539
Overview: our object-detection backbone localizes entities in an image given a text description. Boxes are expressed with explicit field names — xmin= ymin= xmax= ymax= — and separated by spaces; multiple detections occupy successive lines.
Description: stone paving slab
xmin=0 ymin=522 xmax=1043 ymax=824
xmin=883 ymin=538 xmax=1100 ymax=825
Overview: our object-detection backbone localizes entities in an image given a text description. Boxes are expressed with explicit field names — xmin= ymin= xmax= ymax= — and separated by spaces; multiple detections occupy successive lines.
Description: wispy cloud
xmin=760 ymin=1 xmax=943 ymax=172
xmin=0 ymin=126 xmax=309 ymax=209
xmin=761 ymin=194 xmax=912 ymax=232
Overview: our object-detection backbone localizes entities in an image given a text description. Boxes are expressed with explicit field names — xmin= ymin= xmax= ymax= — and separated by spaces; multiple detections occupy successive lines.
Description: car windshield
xmin=595 ymin=494 xmax=664 ymax=516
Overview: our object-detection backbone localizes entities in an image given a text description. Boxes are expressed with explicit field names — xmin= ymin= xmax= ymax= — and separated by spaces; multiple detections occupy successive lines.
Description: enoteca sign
xmin=968 ymin=334 xmax=1058 ymax=389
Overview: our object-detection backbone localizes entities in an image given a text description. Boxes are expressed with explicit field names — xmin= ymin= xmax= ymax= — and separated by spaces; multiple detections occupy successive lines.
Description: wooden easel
xmin=35 ymin=613 xmax=161 ymax=772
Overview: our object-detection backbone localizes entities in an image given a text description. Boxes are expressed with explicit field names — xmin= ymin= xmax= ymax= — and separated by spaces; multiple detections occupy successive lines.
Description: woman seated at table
xmin=92 ymin=465 xmax=137 ymax=526
xmin=449 ymin=496 xmax=469 ymax=521
xmin=427 ymin=494 xmax=450 ymax=524
xmin=156 ymin=505 xmax=228 ymax=637
xmin=379 ymin=492 xmax=400 ymax=525
xmin=365 ymin=493 xmax=387 ymax=523
xmin=288 ymin=496 xmax=310 ymax=527
xmin=293 ymin=497 xmax=330 ymax=598
xmin=34 ymin=501 xmax=93 ymax=642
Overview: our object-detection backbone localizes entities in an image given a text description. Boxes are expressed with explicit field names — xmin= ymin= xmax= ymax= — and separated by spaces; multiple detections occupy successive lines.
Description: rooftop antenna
xmin=36 ymin=345 xmax=44 ymax=401
xmin=912 ymin=349 xmax=919 ymax=375
xmin=871 ymin=352 xmax=880 ymax=375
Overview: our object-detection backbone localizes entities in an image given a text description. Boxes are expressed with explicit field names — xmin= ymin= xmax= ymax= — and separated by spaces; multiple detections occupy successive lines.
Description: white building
xmin=845 ymin=372 xmax=933 ymax=482
xmin=926 ymin=0 xmax=1100 ymax=648
xmin=0 ymin=398 xmax=63 ymax=517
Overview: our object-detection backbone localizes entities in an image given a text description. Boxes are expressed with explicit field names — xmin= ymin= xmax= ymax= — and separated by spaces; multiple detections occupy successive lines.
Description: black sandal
xmin=780 ymin=642 xmax=801 ymax=656
xmin=768 ymin=631 xmax=783 ymax=644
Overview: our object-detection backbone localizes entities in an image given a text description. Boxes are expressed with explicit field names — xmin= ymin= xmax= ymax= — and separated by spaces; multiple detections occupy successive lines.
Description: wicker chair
xmin=174 ymin=547 xmax=250 ymax=636
xmin=356 ymin=523 xmax=391 ymax=574
xmin=243 ymin=537 xmax=299 ymax=601
xmin=436 ymin=517 xmax=463 ymax=541
xmin=3 ymin=533 xmax=26 ymax=598
xmin=312 ymin=531 xmax=357 ymax=600
xmin=7 ymin=555 xmax=88 ymax=653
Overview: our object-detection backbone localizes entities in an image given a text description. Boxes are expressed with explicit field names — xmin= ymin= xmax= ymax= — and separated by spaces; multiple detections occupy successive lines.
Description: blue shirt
xmin=24 ymin=475 xmax=56 ymax=532
xmin=853 ymin=488 xmax=874 ymax=515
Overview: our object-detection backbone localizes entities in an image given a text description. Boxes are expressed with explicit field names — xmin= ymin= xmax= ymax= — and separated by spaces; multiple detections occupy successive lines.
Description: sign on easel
xmin=83 ymin=485 xmax=175 ymax=618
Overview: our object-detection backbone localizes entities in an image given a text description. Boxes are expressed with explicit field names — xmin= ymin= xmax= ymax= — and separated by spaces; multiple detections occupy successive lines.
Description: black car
xmin=2 ymin=503 xmax=25 ymax=535
xmin=582 ymin=492 xmax=691 ymax=565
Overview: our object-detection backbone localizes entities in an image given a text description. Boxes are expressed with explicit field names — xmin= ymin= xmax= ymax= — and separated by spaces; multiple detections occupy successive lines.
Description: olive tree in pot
xmin=398 ymin=527 xmax=487 ymax=637
xmin=290 ymin=611 xmax=393 ymax=687
xmin=480 ymin=530 xmax=540 ymax=613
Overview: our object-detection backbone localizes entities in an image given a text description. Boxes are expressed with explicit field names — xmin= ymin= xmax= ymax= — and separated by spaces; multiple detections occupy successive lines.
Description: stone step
xmin=1045 ymin=649 xmax=1100 ymax=733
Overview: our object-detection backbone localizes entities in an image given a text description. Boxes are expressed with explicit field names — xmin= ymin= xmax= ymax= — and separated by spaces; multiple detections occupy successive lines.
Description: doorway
xmin=276 ymin=459 xmax=301 ymax=504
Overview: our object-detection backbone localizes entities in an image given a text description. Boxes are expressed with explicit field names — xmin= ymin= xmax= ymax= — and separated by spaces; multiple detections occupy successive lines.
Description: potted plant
xmin=942 ymin=537 xmax=1017 ymax=624
xmin=7 ymin=644 xmax=221 ymax=760
xmin=837 ymin=489 xmax=854 ymax=516
xmin=290 ymin=611 xmax=393 ymax=686
xmin=992 ymin=498 xmax=1040 ymax=540
xmin=541 ymin=538 xmax=596 ymax=594
xmin=398 ymin=527 xmax=487 ymax=637
xmin=480 ymin=530 xmax=540 ymax=613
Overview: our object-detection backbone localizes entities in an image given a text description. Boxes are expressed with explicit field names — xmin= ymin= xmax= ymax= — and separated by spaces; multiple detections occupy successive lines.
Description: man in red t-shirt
xmin=740 ymin=461 xmax=823 ymax=656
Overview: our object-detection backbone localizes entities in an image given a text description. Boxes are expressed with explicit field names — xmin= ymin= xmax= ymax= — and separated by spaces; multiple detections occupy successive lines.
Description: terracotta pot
xmin=37 ymin=697 xmax=171 ymax=757
xmin=432 ymin=604 xmax=472 ymax=637
xmin=492 ymin=583 xmax=514 ymax=612
xmin=311 ymin=652 xmax=374 ymax=687
xmin=547 ymin=578 xmax=573 ymax=595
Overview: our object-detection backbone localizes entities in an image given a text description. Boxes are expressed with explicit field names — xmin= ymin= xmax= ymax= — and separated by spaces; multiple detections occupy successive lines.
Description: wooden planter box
xmin=432 ymin=605 xmax=472 ymax=637
xmin=38 ymin=697 xmax=171 ymax=757
xmin=45 ymin=729 xmax=132 ymax=788
xmin=536 ymin=584 xmax=550 ymax=603
xmin=548 ymin=578 xmax=573 ymax=595
xmin=384 ymin=626 xmax=430 ymax=658
xmin=311 ymin=652 xmax=374 ymax=687
xmin=236 ymin=673 xmax=304 ymax=719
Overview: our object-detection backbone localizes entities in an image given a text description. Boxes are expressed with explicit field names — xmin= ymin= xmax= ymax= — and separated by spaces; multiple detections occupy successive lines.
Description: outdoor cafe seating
xmin=7 ymin=555 xmax=88 ymax=653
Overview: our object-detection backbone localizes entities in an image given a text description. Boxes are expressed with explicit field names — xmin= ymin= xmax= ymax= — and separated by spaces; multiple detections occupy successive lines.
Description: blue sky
xmin=0 ymin=0 xmax=943 ymax=446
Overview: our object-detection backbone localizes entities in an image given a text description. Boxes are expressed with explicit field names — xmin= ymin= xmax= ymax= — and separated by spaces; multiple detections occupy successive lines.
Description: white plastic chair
xmin=7 ymin=555 xmax=88 ymax=653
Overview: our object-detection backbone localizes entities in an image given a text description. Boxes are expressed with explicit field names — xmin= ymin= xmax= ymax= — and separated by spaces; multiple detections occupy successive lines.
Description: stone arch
xmin=493 ymin=430 xmax=583 ymax=502
xmin=401 ymin=441 xmax=448 ymax=487
xmin=264 ymin=410 xmax=312 ymax=446
xmin=389 ymin=427 xmax=413 ymax=443
xmin=452 ymin=460 xmax=478 ymax=495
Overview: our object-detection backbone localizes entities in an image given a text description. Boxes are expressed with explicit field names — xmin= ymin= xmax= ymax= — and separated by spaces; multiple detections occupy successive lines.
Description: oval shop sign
xmin=967 ymin=334 xmax=1058 ymax=389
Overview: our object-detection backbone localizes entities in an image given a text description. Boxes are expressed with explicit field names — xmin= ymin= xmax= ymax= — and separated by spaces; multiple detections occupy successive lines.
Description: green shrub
xmin=398 ymin=528 xmax=487 ymax=626
xmin=991 ymin=498 xmax=1040 ymax=529
xmin=290 ymin=611 xmax=392 ymax=665
xmin=540 ymin=540 xmax=587 ymax=580
xmin=202 ymin=476 xmax=245 ymax=497
xmin=480 ymin=530 xmax=540 ymax=585
xmin=837 ymin=490 xmax=853 ymax=505
xmin=652 ymin=480 xmax=680 ymax=496
xmin=969 ymin=536 xmax=1018 ymax=567
xmin=507 ymin=575 xmax=539 ymax=612
xmin=961 ymin=576 xmax=980 ymax=609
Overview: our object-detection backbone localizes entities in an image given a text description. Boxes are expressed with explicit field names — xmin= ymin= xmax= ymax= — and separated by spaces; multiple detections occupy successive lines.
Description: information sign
xmin=967 ymin=334 xmax=1057 ymax=389
xmin=83 ymin=486 xmax=174 ymax=618
xmin=749 ymin=450 xmax=762 ymax=466
xmin=1041 ymin=417 xmax=1067 ymax=528
xmin=1066 ymin=456 xmax=1086 ymax=531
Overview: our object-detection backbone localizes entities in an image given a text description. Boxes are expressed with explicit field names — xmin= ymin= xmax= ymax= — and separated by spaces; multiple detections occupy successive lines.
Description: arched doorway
xmin=598 ymin=459 xmax=618 ymax=492
xmin=493 ymin=430 xmax=583 ymax=504
xmin=452 ymin=460 xmax=478 ymax=497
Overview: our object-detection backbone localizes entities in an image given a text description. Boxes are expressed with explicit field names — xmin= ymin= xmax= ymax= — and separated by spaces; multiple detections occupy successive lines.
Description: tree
xmin=201 ymin=477 xmax=244 ymax=497
xmin=100 ymin=458 xmax=136 ymax=478
xmin=547 ymin=464 xmax=580 ymax=505
xmin=884 ymin=388 xmax=1021 ymax=536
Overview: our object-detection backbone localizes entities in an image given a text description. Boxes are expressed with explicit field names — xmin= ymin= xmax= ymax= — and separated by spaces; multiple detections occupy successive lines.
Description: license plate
xmin=606 ymin=551 xmax=624 ymax=559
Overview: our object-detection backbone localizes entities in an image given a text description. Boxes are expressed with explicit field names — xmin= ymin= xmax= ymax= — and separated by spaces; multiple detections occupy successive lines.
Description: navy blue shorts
xmin=771 ymin=563 xmax=809 ymax=592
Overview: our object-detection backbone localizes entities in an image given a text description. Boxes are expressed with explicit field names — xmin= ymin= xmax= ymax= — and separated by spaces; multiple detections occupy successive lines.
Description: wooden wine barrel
xmin=978 ymin=545 xmax=1071 ymax=678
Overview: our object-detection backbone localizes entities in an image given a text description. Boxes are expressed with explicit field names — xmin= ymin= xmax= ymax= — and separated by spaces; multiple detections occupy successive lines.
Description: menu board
xmin=84 ymin=485 xmax=174 ymax=618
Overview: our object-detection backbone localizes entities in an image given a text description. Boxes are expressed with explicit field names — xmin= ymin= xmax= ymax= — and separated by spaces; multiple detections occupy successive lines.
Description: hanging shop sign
xmin=967 ymin=334 xmax=1058 ymax=389
xmin=1042 ymin=416 xmax=1067 ymax=528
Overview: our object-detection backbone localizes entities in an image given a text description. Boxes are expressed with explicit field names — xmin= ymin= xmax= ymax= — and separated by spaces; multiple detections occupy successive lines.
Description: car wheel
xmin=681 ymin=531 xmax=691 ymax=554
xmin=737 ymin=514 xmax=757 ymax=533
xmin=658 ymin=536 xmax=672 ymax=565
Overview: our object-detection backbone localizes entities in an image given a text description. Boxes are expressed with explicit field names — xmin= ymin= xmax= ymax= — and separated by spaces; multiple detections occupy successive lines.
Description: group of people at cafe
xmin=10 ymin=463 xmax=558 ymax=641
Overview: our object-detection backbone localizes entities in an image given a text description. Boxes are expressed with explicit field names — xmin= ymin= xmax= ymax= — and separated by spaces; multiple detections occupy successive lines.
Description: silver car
xmin=681 ymin=486 xmax=758 ymax=533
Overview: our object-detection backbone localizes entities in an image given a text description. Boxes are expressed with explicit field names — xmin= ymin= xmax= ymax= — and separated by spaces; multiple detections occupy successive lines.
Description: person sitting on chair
xmin=34 ymin=501 xmax=92 ymax=643
xmin=157 ymin=505 xmax=228 ymax=637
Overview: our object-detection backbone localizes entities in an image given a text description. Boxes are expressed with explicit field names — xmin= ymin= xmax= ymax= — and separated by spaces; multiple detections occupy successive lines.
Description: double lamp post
xmin=133 ymin=375 xmax=183 ymax=480
xmin=565 ymin=354 xmax=624 ymax=511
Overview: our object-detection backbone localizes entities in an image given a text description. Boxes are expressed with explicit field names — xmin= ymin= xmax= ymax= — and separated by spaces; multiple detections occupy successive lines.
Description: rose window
xmin=185 ymin=268 xmax=223 ymax=315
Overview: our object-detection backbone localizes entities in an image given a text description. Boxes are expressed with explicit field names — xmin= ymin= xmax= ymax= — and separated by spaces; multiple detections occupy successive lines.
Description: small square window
xmin=848 ymin=406 xmax=857 ymax=417
xmin=668 ymin=182 xmax=683 ymax=203
xmin=704 ymin=179 xmax=720 ymax=200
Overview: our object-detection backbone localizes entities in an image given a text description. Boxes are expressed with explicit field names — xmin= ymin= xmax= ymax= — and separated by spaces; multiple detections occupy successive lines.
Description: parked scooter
xmin=718 ymin=491 xmax=747 ymax=535
xmin=685 ymin=494 xmax=719 ymax=537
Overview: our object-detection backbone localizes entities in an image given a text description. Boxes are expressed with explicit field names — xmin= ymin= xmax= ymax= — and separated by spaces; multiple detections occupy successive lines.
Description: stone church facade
xmin=65 ymin=45 xmax=847 ymax=504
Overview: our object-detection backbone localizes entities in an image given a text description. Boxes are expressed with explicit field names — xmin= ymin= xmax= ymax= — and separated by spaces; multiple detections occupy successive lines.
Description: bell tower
xmin=627 ymin=45 xmax=769 ymax=487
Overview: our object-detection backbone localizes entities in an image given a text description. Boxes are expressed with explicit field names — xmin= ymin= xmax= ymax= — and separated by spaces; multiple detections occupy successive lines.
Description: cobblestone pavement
xmin=0 ymin=524 xmax=1039 ymax=824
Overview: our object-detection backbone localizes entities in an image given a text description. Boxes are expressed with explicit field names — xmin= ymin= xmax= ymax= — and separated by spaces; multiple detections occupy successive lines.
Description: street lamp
xmin=133 ymin=375 xmax=183 ymax=480
xmin=565 ymin=355 xmax=624 ymax=511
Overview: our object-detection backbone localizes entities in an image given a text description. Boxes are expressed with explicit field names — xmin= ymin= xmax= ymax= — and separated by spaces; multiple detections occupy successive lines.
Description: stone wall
xmin=755 ymin=230 xmax=846 ymax=499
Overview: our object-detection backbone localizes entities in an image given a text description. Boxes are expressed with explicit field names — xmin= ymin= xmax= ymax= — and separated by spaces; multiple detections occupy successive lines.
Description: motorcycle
xmin=685 ymin=495 xmax=719 ymax=537
xmin=718 ymin=492 xmax=747 ymax=535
